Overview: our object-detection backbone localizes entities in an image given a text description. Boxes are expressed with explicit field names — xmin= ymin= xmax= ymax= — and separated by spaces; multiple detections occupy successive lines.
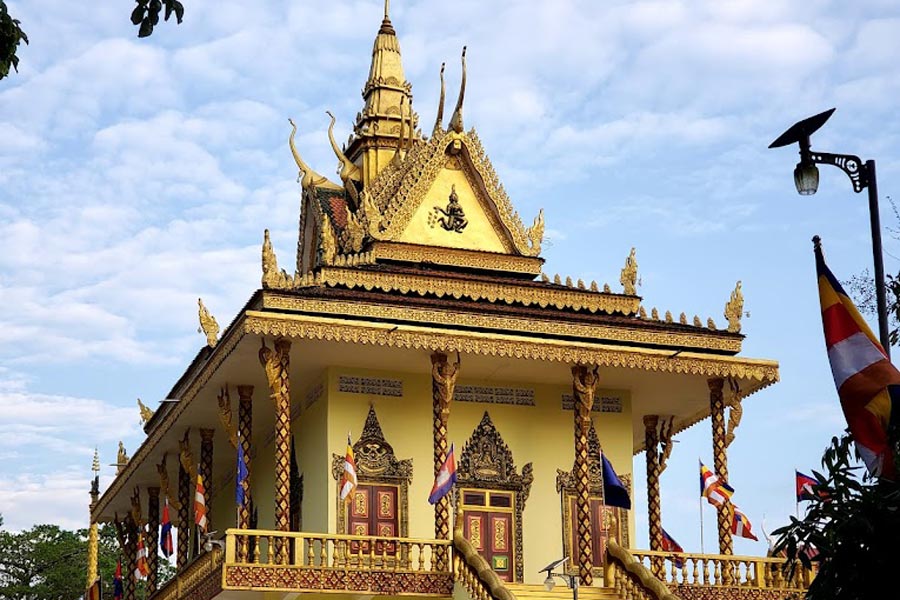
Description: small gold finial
xmin=590 ymin=281 xmax=598 ymax=292
xmin=553 ymin=274 xmax=561 ymax=285
xmin=92 ymin=448 xmax=100 ymax=474
xmin=651 ymin=307 xmax=659 ymax=320
xmin=620 ymin=247 xmax=638 ymax=295
xmin=665 ymin=310 xmax=673 ymax=323
xmin=197 ymin=298 xmax=220 ymax=348
xmin=725 ymin=280 xmax=744 ymax=333
xmin=707 ymin=317 xmax=717 ymax=330
xmin=540 ymin=273 xmax=549 ymax=282
xmin=679 ymin=312 xmax=687 ymax=325
xmin=449 ymin=46 xmax=467 ymax=133
xmin=639 ymin=306 xmax=647 ymax=319
xmin=137 ymin=398 xmax=155 ymax=426
xmin=693 ymin=315 xmax=702 ymax=327
xmin=603 ymin=283 xmax=611 ymax=293
xmin=565 ymin=276 xmax=573 ymax=287
xmin=577 ymin=278 xmax=585 ymax=289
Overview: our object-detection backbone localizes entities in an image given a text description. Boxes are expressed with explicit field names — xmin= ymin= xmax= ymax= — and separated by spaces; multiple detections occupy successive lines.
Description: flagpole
xmin=794 ymin=468 xmax=799 ymax=519
xmin=699 ymin=494 xmax=705 ymax=555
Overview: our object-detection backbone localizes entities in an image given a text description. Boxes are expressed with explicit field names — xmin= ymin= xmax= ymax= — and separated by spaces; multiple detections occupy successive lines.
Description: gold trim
xmin=369 ymin=242 xmax=543 ymax=275
xmin=313 ymin=266 xmax=640 ymax=315
xmin=263 ymin=294 xmax=742 ymax=353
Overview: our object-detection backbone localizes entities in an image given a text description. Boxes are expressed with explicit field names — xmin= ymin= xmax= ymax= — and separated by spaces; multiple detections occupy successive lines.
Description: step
xmin=505 ymin=582 xmax=622 ymax=600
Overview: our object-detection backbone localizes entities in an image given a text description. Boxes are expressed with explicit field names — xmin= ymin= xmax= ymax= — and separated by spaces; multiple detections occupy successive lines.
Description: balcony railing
xmin=629 ymin=549 xmax=813 ymax=593
xmin=222 ymin=529 xmax=454 ymax=595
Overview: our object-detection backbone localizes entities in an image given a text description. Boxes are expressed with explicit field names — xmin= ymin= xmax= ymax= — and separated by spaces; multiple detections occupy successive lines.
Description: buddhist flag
xmin=134 ymin=531 xmax=150 ymax=580
xmin=601 ymin=452 xmax=632 ymax=509
xmin=339 ymin=434 xmax=358 ymax=501
xmin=113 ymin=560 xmax=123 ymax=600
xmin=795 ymin=470 xmax=825 ymax=502
xmin=236 ymin=436 xmax=248 ymax=507
xmin=195 ymin=473 xmax=208 ymax=533
xmin=731 ymin=506 xmax=758 ymax=541
xmin=661 ymin=528 xmax=684 ymax=569
xmin=699 ymin=460 xmax=734 ymax=508
xmin=160 ymin=500 xmax=174 ymax=558
xmin=429 ymin=443 xmax=457 ymax=504
xmin=815 ymin=238 xmax=899 ymax=478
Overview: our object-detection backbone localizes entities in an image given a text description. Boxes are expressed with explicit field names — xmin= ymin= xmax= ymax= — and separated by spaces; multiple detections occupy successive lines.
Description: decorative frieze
xmin=455 ymin=385 xmax=534 ymax=406
xmin=561 ymin=393 xmax=623 ymax=413
xmin=338 ymin=375 xmax=403 ymax=397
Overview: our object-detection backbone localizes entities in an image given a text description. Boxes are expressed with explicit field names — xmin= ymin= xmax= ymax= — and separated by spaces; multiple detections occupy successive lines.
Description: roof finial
xmin=449 ymin=46 xmax=467 ymax=133
xmin=92 ymin=447 xmax=100 ymax=474
xmin=433 ymin=62 xmax=446 ymax=136
xmin=379 ymin=0 xmax=395 ymax=34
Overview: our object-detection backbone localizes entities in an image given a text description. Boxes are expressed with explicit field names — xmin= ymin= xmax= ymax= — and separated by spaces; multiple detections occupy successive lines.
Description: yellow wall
xmin=320 ymin=365 xmax=633 ymax=585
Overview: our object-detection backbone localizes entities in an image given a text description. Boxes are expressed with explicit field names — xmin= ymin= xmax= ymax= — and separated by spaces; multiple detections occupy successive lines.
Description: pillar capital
xmin=236 ymin=384 xmax=254 ymax=400
xmin=643 ymin=414 xmax=660 ymax=429
xmin=708 ymin=376 xmax=725 ymax=393
xmin=199 ymin=427 xmax=215 ymax=442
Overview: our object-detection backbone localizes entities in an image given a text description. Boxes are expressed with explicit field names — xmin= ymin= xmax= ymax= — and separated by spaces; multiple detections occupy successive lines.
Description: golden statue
xmin=117 ymin=441 xmax=128 ymax=468
xmin=157 ymin=453 xmax=181 ymax=510
xmin=217 ymin=386 xmax=238 ymax=449
xmin=725 ymin=280 xmax=744 ymax=333
xmin=197 ymin=298 xmax=220 ymax=348
xmin=137 ymin=398 xmax=154 ymax=426
xmin=619 ymin=247 xmax=638 ymax=296
xmin=431 ymin=352 xmax=461 ymax=416
xmin=725 ymin=377 xmax=744 ymax=448
xmin=179 ymin=429 xmax=196 ymax=480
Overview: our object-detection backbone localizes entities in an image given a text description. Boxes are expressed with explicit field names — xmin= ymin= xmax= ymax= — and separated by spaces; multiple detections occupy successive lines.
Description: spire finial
xmin=92 ymin=447 xmax=100 ymax=474
xmin=449 ymin=46 xmax=467 ymax=133
xmin=384 ymin=0 xmax=390 ymax=19
xmin=433 ymin=62 xmax=446 ymax=136
xmin=379 ymin=0 xmax=395 ymax=34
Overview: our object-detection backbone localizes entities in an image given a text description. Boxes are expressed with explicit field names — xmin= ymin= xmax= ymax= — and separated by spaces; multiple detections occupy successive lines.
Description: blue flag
xmin=601 ymin=453 xmax=631 ymax=509
xmin=236 ymin=437 xmax=248 ymax=506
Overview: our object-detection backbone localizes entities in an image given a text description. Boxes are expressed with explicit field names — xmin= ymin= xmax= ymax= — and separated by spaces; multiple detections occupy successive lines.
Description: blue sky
xmin=2 ymin=0 xmax=900 ymax=558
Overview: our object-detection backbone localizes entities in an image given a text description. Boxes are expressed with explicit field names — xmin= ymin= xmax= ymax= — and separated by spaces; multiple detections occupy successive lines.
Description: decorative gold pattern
xmin=262 ymin=294 xmax=740 ymax=353
xmin=620 ymin=247 xmax=638 ymax=296
xmin=199 ymin=428 xmax=214 ymax=533
xmin=644 ymin=415 xmax=663 ymax=563
xmin=259 ymin=336 xmax=292 ymax=563
xmin=725 ymin=281 xmax=744 ymax=334
xmin=137 ymin=399 xmax=154 ymax=428
xmin=262 ymin=229 xmax=297 ymax=289
xmin=237 ymin=385 xmax=253 ymax=544
xmin=177 ymin=446 xmax=191 ymax=570
xmin=216 ymin=386 xmax=238 ymax=450
xmin=147 ymin=487 xmax=160 ymax=593
xmin=725 ymin=377 xmax=744 ymax=449
xmin=571 ymin=365 xmax=598 ymax=585
xmin=431 ymin=352 xmax=459 ymax=549
xmin=456 ymin=411 xmax=533 ymax=582
xmin=709 ymin=378 xmax=733 ymax=557
xmin=197 ymin=298 xmax=220 ymax=348
xmin=288 ymin=118 xmax=338 ymax=190
xmin=117 ymin=442 xmax=129 ymax=474
xmin=371 ymin=241 xmax=543 ymax=274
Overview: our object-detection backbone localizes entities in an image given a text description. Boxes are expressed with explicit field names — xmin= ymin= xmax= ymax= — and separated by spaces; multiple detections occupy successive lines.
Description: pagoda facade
xmin=86 ymin=4 xmax=812 ymax=600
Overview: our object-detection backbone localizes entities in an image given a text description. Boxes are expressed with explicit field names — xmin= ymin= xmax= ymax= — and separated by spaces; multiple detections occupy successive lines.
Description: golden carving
xmin=639 ymin=306 xmax=647 ymax=319
xmin=725 ymin=280 xmax=744 ymax=333
xmin=566 ymin=276 xmax=573 ymax=287
xmin=197 ymin=298 xmax=220 ymax=348
xmin=262 ymin=229 xmax=296 ymax=289
xmin=116 ymin=442 xmax=129 ymax=474
xmin=433 ymin=62 xmax=446 ymax=135
xmin=432 ymin=352 xmax=459 ymax=545
xmin=709 ymin=377 xmax=733 ymax=556
xmin=553 ymin=274 xmax=561 ymax=285
xmin=708 ymin=317 xmax=717 ymax=330
xmin=525 ymin=210 xmax=544 ymax=255
xmin=665 ymin=311 xmax=673 ymax=323
xmin=342 ymin=204 xmax=366 ymax=254
xmin=368 ymin=242 xmax=543 ymax=275
xmin=130 ymin=487 xmax=143 ymax=527
xmin=658 ymin=417 xmax=675 ymax=474
xmin=157 ymin=453 xmax=182 ymax=511
xmin=493 ymin=519 xmax=506 ymax=550
xmin=179 ymin=429 xmax=197 ymax=481
xmin=651 ymin=308 xmax=659 ymax=320
xmin=572 ymin=365 xmax=598 ymax=585
xmin=137 ymin=398 xmax=154 ymax=426
xmin=620 ymin=247 xmax=638 ymax=295
xmin=693 ymin=315 xmax=702 ymax=327
xmin=288 ymin=118 xmax=338 ymax=190
xmin=318 ymin=210 xmax=338 ymax=265
xmin=259 ymin=337 xmax=292 ymax=544
xmin=326 ymin=110 xmax=362 ymax=207
xmin=449 ymin=47 xmax=467 ymax=133
xmin=725 ymin=377 xmax=744 ymax=449
xmin=217 ymin=386 xmax=238 ymax=449
xmin=603 ymin=283 xmax=611 ymax=293
xmin=679 ymin=312 xmax=687 ymax=325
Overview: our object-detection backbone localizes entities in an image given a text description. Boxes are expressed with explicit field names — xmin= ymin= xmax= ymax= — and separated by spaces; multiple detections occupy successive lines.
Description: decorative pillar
xmin=572 ymin=364 xmax=599 ymax=586
xmin=237 ymin=385 xmax=254 ymax=561
xmin=260 ymin=337 xmax=292 ymax=564
xmin=644 ymin=415 xmax=662 ymax=548
xmin=431 ymin=352 xmax=459 ymax=571
xmin=177 ymin=458 xmax=191 ymax=569
xmin=87 ymin=450 xmax=100 ymax=590
xmin=124 ymin=519 xmax=137 ymax=600
xmin=146 ymin=487 xmax=160 ymax=593
xmin=199 ymin=428 xmax=215 ymax=538
xmin=709 ymin=377 xmax=733 ymax=555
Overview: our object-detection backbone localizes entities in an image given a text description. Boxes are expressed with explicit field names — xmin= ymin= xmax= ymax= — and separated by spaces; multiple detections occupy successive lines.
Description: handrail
xmin=607 ymin=540 xmax=681 ymax=600
xmin=149 ymin=547 xmax=223 ymax=600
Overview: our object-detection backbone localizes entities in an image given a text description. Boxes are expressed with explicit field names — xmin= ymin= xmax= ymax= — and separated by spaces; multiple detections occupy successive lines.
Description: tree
xmin=773 ymin=434 xmax=900 ymax=600
xmin=0 ymin=0 xmax=184 ymax=81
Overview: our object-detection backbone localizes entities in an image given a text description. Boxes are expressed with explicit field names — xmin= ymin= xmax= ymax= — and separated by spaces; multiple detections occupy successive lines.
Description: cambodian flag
xmin=428 ymin=443 xmax=457 ymax=504
xmin=160 ymin=500 xmax=174 ymax=558
xmin=795 ymin=471 xmax=823 ymax=502
xmin=661 ymin=528 xmax=684 ymax=568
xmin=113 ymin=560 xmax=124 ymax=600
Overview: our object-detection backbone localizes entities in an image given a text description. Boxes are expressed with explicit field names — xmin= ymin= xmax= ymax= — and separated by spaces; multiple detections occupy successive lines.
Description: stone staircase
xmin=505 ymin=582 xmax=623 ymax=600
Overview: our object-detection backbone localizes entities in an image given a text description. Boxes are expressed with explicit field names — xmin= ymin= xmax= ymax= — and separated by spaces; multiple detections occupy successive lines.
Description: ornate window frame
xmin=331 ymin=405 xmax=413 ymax=536
xmin=456 ymin=411 xmax=533 ymax=582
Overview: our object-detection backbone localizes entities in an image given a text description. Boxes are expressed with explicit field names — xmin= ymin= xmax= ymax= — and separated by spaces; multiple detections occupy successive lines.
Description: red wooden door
xmin=348 ymin=484 xmax=398 ymax=555
xmin=463 ymin=508 xmax=514 ymax=580
xmin=567 ymin=496 xmax=608 ymax=567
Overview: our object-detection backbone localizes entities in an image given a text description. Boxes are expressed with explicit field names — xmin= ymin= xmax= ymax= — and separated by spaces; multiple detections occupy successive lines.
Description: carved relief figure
xmin=429 ymin=185 xmax=468 ymax=233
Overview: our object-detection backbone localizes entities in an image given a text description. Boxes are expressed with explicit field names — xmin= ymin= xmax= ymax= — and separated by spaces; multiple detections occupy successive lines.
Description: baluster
xmin=266 ymin=536 xmax=274 ymax=564
xmin=418 ymin=543 xmax=425 ymax=571
xmin=694 ymin=557 xmax=702 ymax=585
xmin=680 ymin=557 xmax=688 ymax=584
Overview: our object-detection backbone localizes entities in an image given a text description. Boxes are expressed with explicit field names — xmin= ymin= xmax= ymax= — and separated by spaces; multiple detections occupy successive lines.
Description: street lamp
xmin=540 ymin=557 xmax=577 ymax=600
xmin=769 ymin=107 xmax=891 ymax=357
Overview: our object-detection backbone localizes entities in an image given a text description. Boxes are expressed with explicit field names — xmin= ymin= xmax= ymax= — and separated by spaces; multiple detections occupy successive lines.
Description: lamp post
xmin=541 ymin=557 xmax=577 ymax=600
xmin=769 ymin=107 xmax=891 ymax=358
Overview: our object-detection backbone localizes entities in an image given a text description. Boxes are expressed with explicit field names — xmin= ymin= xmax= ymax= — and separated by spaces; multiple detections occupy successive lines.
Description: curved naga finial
xmin=724 ymin=280 xmax=744 ymax=333
xmin=433 ymin=62 xmax=446 ymax=136
xmin=288 ymin=118 xmax=330 ymax=189
xmin=197 ymin=297 xmax=219 ymax=348
xmin=326 ymin=111 xmax=362 ymax=206
xmin=448 ymin=46 xmax=467 ymax=133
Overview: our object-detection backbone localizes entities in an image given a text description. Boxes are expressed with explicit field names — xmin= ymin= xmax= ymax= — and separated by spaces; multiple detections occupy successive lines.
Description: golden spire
xmin=92 ymin=448 xmax=100 ymax=474
xmin=448 ymin=46 xmax=467 ymax=133
xmin=433 ymin=62 xmax=445 ymax=136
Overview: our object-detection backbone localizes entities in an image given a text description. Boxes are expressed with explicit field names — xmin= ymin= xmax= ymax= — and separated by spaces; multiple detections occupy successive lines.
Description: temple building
xmin=86 ymin=4 xmax=813 ymax=600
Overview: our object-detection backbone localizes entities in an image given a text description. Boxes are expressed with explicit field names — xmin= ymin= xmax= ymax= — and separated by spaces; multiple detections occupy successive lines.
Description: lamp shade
xmin=794 ymin=162 xmax=819 ymax=195
xmin=543 ymin=576 xmax=555 ymax=591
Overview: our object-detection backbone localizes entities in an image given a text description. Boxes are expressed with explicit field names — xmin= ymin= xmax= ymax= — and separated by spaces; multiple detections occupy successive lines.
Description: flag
xmin=160 ymin=500 xmax=174 ymax=558
xmin=86 ymin=577 xmax=101 ymax=600
xmin=795 ymin=470 xmax=824 ymax=501
xmin=429 ymin=443 xmax=457 ymax=504
xmin=601 ymin=452 xmax=631 ymax=509
xmin=700 ymin=460 xmax=734 ymax=508
xmin=339 ymin=434 xmax=358 ymax=501
xmin=661 ymin=528 xmax=684 ymax=569
xmin=815 ymin=239 xmax=900 ymax=478
xmin=731 ymin=506 xmax=758 ymax=541
xmin=236 ymin=437 xmax=248 ymax=507
xmin=134 ymin=531 xmax=150 ymax=580
xmin=195 ymin=473 xmax=208 ymax=533
xmin=290 ymin=435 xmax=302 ymax=531
xmin=113 ymin=560 xmax=124 ymax=600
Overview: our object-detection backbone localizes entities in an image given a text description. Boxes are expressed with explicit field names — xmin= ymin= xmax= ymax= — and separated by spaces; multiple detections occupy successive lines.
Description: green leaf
xmin=130 ymin=6 xmax=145 ymax=25
xmin=138 ymin=17 xmax=153 ymax=38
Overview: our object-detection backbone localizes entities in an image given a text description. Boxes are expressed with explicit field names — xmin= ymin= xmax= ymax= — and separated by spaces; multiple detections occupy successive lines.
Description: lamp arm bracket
xmin=809 ymin=150 xmax=869 ymax=192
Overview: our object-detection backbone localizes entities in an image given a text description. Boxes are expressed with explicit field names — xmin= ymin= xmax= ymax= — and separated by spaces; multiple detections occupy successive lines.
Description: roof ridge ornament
xmin=725 ymin=280 xmax=744 ymax=333
xmin=197 ymin=297 xmax=219 ymax=348
xmin=379 ymin=0 xmax=395 ymax=35
xmin=326 ymin=111 xmax=362 ymax=207
xmin=288 ymin=118 xmax=335 ymax=190
xmin=433 ymin=62 xmax=446 ymax=136
xmin=448 ymin=46 xmax=467 ymax=133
